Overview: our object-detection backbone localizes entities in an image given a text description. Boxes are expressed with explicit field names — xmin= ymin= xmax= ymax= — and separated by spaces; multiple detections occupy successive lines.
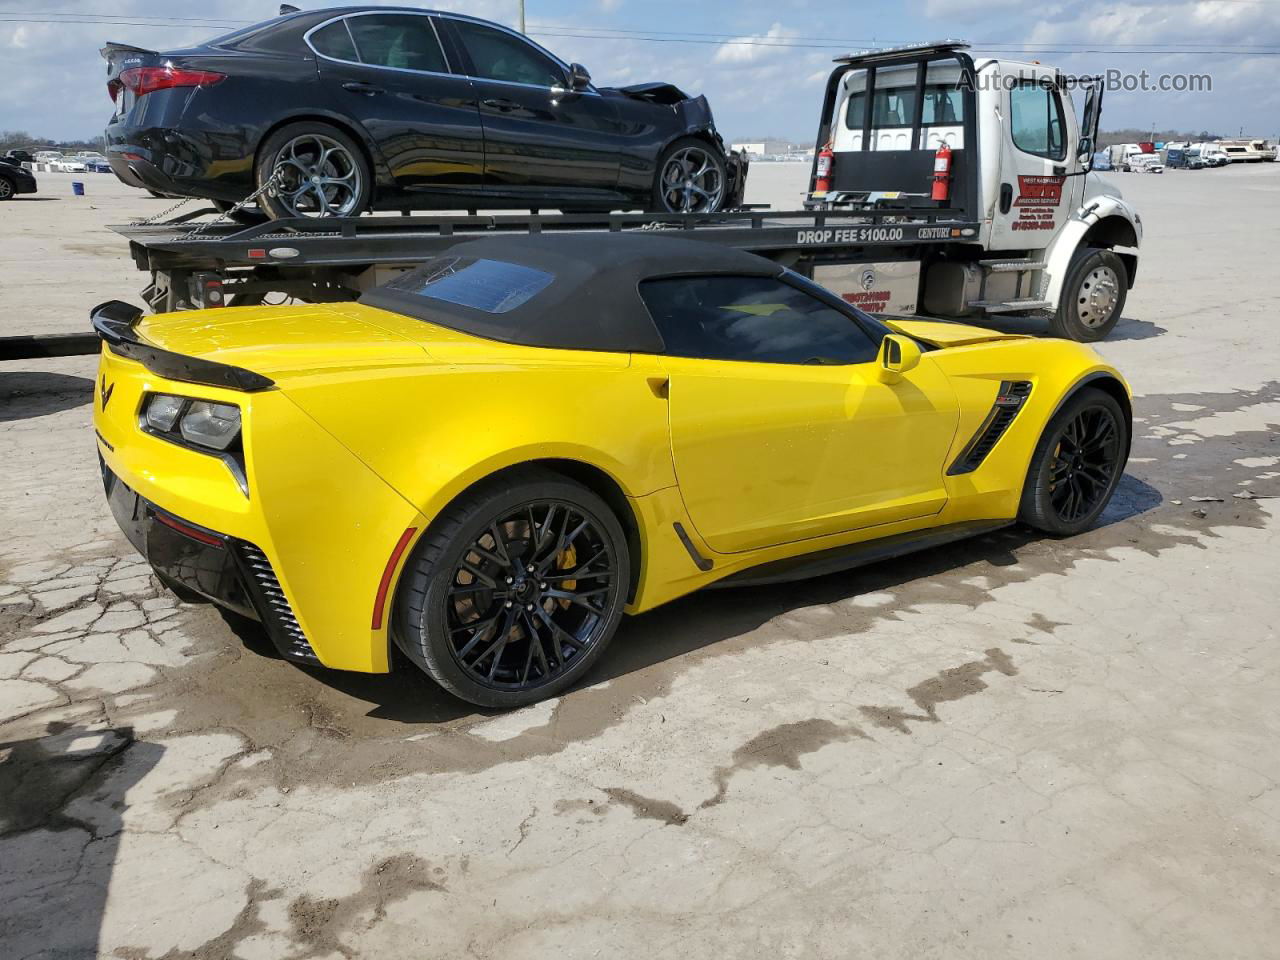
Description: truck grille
xmin=237 ymin=542 xmax=319 ymax=664
xmin=948 ymin=380 xmax=1033 ymax=475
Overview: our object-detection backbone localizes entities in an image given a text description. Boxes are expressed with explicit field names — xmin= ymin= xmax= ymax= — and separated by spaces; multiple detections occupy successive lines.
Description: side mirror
xmin=1078 ymin=135 xmax=1093 ymax=159
xmin=568 ymin=63 xmax=592 ymax=91
xmin=877 ymin=334 xmax=921 ymax=384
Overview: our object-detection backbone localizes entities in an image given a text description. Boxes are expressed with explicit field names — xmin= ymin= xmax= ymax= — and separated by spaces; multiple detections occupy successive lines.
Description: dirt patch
xmin=602 ymin=787 xmax=690 ymax=826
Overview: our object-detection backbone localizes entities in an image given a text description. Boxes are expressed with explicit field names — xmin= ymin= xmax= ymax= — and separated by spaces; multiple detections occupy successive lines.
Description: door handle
xmin=1052 ymin=164 xmax=1067 ymax=175
xmin=342 ymin=81 xmax=384 ymax=96
xmin=999 ymin=182 xmax=1013 ymax=214
xmin=482 ymin=98 xmax=519 ymax=112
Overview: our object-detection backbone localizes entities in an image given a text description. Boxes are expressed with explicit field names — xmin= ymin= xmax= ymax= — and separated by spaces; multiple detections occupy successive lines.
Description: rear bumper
xmin=102 ymin=458 xmax=319 ymax=664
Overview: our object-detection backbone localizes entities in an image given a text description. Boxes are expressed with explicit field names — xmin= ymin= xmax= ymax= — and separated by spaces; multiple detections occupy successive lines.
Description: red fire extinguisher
xmin=931 ymin=142 xmax=952 ymax=202
xmin=814 ymin=144 xmax=834 ymax=195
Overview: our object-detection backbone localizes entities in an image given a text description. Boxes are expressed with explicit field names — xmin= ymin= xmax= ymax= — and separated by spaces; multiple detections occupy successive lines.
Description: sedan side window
xmin=451 ymin=20 xmax=565 ymax=88
xmin=309 ymin=20 xmax=359 ymax=62
xmin=346 ymin=14 xmax=448 ymax=73
xmin=639 ymin=275 xmax=879 ymax=366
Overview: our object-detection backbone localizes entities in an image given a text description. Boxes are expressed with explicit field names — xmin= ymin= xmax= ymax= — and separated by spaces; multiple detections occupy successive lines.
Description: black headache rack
xmin=807 ymin=41 xmax=980 ymax=219
xmin=110 ymin=208 xmax=980 ymax=313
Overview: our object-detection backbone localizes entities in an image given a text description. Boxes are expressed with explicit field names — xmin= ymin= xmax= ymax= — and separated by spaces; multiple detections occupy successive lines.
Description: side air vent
xmin=237 ymin=542 xmax=319 ymax=663
xmin=947 ymin=380 xmax=1033 ymax=475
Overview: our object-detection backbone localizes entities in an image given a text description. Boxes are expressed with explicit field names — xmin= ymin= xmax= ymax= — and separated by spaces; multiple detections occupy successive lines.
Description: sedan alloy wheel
xmin=271 ymin=133 xmax=363 ymax=218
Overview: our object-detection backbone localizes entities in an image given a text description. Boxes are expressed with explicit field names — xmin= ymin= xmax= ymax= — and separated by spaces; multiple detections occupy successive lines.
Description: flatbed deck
xmin=114 ymin=208 xmax=980 ymax=271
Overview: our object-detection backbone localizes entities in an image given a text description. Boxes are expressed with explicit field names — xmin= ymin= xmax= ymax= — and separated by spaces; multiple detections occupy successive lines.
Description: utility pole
xmin=518 ymin=0 xmax=526 ymax=33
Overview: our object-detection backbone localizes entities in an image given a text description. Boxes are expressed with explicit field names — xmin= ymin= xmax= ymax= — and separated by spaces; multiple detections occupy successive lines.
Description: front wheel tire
xmin=1049 ymin=247 xmax=1127 ymax=342
xmin=394 ymin=469 xmax=630 ymax=709
xmin=652 ymin=138 xmax=727 ymax=214
xmin=1019 ymin=387 xmax=1129 ymax=536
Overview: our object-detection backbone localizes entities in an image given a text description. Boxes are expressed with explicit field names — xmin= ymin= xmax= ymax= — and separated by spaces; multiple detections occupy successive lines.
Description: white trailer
xmin=807 ymin=42 xmax=1141 ymax=340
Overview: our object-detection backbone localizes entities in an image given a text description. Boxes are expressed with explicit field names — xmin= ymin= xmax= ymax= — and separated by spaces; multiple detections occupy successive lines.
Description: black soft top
xmin=359 ymin=233 xmax=784 ymax=353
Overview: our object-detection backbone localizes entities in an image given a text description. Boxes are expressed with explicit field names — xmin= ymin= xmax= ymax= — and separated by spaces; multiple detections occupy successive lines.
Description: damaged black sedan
xmin=102 ymin=6 xmax=746 ymax=218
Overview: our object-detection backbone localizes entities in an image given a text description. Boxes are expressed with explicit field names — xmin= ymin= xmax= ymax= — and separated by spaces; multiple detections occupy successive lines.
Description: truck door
xmin=988 ymin=69 xmax=1077 ymax=249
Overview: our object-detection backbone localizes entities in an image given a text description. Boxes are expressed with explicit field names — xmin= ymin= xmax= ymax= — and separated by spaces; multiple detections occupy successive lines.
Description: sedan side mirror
xmin=568 ymin=63 xmax=592 ymax=91
xmin=877 ymin=334 xmax=922 ymax=384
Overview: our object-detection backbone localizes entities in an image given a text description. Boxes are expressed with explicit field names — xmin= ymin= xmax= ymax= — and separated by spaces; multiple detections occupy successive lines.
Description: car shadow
xmin=6 ymin=196 xmax=60 ymax=202
xmin=0 ymin=724 xmax=163 ymax=958
xmin=0 ymin=371 xmax=94 ymax=422
xmin=213 ymin=474 xmax=1161 ymax=724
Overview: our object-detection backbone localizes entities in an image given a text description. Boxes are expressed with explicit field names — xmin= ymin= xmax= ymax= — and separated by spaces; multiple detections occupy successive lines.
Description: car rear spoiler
xmin=100 ymin=41 xmax=158 ymax=62
xmin=91 ymin=300 xmax=275 ymax=392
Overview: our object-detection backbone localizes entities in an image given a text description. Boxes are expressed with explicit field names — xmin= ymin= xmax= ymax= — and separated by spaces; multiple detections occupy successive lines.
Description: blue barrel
xmin=71 ymin=181 xmax=85 ymax=196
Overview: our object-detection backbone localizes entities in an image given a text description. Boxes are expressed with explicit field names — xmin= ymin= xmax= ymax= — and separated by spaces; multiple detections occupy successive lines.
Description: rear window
xmin=309 ymin=20 xmax=358 ymax=61
xmin=383 ymin=257 xmax=554 ymax=314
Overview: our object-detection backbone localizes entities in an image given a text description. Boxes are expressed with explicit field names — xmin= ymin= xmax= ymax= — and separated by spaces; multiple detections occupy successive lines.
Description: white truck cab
xmin=806 ymin=42 xmax=1141 ymax=340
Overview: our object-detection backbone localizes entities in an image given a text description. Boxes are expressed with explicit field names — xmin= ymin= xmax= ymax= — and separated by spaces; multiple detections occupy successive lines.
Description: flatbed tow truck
xmin=4 ymin=42 xmax=1141 ymax=359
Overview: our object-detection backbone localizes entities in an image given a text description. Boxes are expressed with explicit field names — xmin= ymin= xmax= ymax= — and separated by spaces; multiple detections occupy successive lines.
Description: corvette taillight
xmin=118 ymin=65 xmax=226 ymax=98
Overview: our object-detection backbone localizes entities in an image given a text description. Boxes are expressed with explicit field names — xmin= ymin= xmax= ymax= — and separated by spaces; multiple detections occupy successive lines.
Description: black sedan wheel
xmin=1019 ymin=387 xmax=1128 ymax=536
xmin=653 ymin=138 xmax=727 ymax=214
xmin=256 ymin=122 xmax=371 ymax=220
xmin=0 ymin=178 xmax=14 ymax=201
xmin=396 ymin=468 xmax=629 ymax=709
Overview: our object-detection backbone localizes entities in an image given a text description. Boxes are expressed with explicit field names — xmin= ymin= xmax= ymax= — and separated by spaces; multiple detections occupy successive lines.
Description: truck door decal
xmin=1011 ymin=174 xmax=1065 ymax=231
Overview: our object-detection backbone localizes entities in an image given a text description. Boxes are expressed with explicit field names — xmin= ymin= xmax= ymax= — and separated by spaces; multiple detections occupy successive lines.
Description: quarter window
xmin=639 ymin=275 xmax=879 ymax=365
xmin=1010 ymin=81 xmax=1067 ymax=160
xmin=309 ymin=20 xmax=358 ymax=62
xmin=451 ymin=20 xmax=565 ymax=87
xmin=346 ymin=14 xmax=448 ymax=73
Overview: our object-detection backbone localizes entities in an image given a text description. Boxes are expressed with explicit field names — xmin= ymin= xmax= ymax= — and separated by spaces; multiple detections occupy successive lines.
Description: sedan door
xmin=640 ymin=274 xmax=959 ymax=555
xmin=309 ymin=12 xmax=484 ymax=194
xmin=436 ymin=16 xmax=624 ymax=202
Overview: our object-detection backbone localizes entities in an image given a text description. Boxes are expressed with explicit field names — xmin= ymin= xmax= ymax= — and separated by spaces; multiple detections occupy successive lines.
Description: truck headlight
xmin=179 ymin=401 xmax=241 ymax=450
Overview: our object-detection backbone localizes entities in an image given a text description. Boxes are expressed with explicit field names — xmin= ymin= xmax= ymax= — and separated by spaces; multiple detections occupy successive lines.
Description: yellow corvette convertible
xmin=93 ymin=234 xmax=1130 ymax=707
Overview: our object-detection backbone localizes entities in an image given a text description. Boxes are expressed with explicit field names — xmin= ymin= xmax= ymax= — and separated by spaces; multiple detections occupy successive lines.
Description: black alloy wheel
xmin=653 ymin=137 xmax=727 ymax=214
xmin=1019 ymin=387 xmax=1129 ymax=536
xmin=0 ymin=177 xmax=14 ymax=201
xmin=445 ymin=501 xmax=617 ymax=690
xmin=1046 ymin=405 xmax=1122 ymax=523
xmin=395 ymin=469 xmax=629 ymax=708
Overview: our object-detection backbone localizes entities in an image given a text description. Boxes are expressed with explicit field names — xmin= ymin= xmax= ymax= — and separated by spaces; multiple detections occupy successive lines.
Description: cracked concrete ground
xmin=2 ymin=166 xmax=1279 ymax=959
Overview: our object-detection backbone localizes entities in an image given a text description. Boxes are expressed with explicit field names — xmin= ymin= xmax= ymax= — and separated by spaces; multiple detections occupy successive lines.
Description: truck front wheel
xmin=1050 ymin=247 xmax=1127 ymax=342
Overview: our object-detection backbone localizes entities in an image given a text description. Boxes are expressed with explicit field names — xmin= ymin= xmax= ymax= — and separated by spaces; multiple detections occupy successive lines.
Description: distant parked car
xmin=76 ymin=152 xmax=113 ymax=172
xmin=1131 ymin=155 xmax=1164 ymax=174
xmin=0 ymin=160 xmax=37 ymax=200
xmin=33 ymin=150 xmax=63 ymax=164
xmin=101 ymin=6 xmax=746 ymax=219
xmin=54 ymin=156 xmax=87 ymax=173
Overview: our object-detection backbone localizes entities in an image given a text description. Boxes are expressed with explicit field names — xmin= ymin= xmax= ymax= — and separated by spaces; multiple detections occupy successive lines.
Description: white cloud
xmin=712 ymin=23 xmax=798 ymax=64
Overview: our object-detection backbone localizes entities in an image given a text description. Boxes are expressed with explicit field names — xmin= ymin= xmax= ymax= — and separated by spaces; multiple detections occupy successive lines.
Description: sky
xmin=1 ymin=0 xmax=1278 ymax=143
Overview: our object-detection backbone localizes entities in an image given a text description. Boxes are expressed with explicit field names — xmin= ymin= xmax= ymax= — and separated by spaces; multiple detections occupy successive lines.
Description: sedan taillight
xmin=118 ymin=65 xmax=226 ymax=98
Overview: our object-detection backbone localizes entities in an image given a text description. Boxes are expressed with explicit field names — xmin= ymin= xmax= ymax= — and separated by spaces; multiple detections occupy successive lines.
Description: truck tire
xmin=1050 ymin=247 xmax=1127 ymax=342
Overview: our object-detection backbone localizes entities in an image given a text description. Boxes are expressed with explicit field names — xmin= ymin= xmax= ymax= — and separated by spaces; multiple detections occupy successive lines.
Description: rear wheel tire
xmin=1049 ymin=247 xmax=1127 ymax=342
xmin=1019 ymin=387 xmax=1128 ymax=536
xmin=255 ymin=122 xmax=371 ymax=220
xmin=394 ymin=468 xmax=630 ymax=709
xmin=0 ymin=178 xmax=14 ymax=201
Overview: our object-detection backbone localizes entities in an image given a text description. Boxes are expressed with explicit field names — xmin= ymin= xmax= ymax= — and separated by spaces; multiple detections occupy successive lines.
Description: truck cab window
xmin=1010 ymin=81 xmax=1067 ymax=161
